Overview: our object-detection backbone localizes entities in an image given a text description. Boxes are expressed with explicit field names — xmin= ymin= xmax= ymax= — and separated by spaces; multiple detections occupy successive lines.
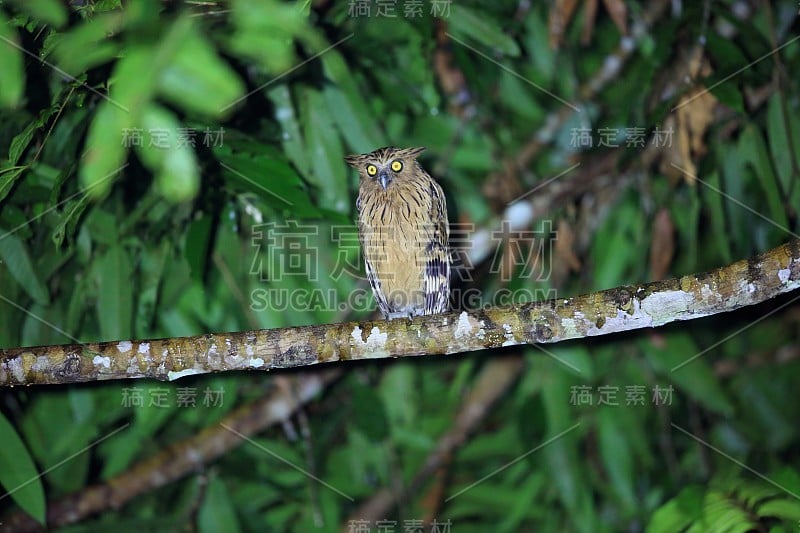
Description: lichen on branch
xmin=1 ymin=239 xmax=799 ymax=387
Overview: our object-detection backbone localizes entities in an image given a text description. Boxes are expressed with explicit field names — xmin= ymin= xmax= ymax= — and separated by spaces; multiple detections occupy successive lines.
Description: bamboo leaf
xmin=0 ymin=13 xmax=24 ymax=108
xmin=0 ymin=413 xmax=46 ymax=525
xmin=0 ymin=231 xmax=50 ymax=305
xmin=95 ymin=245 xmax=133 ymax=340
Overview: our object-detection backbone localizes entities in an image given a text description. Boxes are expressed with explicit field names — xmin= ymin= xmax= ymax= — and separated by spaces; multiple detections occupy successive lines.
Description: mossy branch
xmin=2 ymin=239 xmax=799 ymax=387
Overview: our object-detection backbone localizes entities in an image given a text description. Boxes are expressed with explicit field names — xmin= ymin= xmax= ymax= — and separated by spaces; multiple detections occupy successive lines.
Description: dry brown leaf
xmin=659 ymin=54 xmax=717 ymax=184
xmin=549 ymin=0 xmax=579 ymax=48
xmin=602 ymin=0 xmax=628 ymax=35
xmin=581 ymin=0 xmax=598 ymax=45
xmin=550 ymin=0 xmax=628 ymax=48
xmin=550 ymin=219 xmax=582 ymax=287
xmin=649 ymin=208 xmax=674 ymax=281
xmin=556 ymin=219 xmax=582 ymax=272
xmin=482 ymin=159 xmax=523 ymax=211
xmin=660 ymin=88 xmax=717 ymax=183
xmin=433 ymin=19 xmax=471 ymax=117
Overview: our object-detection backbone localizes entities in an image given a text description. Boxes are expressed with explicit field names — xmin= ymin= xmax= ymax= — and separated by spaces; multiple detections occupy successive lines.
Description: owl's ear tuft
xmin=404 ymin=147 xmax=426 ymax=159
xmin=344 ymin=154 xmax=362 ymax=168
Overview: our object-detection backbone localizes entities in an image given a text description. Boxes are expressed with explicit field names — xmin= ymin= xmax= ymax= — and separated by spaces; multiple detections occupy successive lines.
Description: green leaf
xmin=8 ymin=95 xmax=72 ymax=166
xmin=542 ymin=437 xmax=581 ymax=512
xmin=448 ymin=5 xmax=520 ymax=57
xmin=84 ymin=207 xmax=119 ymax=246
xmin=598 ymin=408 xmax=636 ymax=511
xmin=737 ymin=124 xmax=789 ymax=232
xmin=228 ymin=0 xmax=308 ymax=72
xmin=158 ymin=23 xmax=245 ymax=117
xmin=0 ymin=413 xmax=46 ymax=525
xmin=515 ymin=397 xmax=545 ymax=453
xmin=708 ymin=82 xmax=744 ymax=114
xmin=215 ymin=144 xmax=319 ymax=217
xmin=523 ymin=12 xmax=555 ymax=84
xmin=91 ymin=0 xmax=123 ymax=12
xmin=736 ymin=378 xmax=794 ymax=449
xmin=758 ymin=498 xmax=800 ymax=522
xmin=379 ymin=364 xmax=418 ymax=430
xmin=109 ymin=21 xmax=192 ymax=113
xmin=78 ymin=102 xmax=130 ymax=198
xmin=0 ymin=231 xmax=51 ymax=305
xmin=497 ymin=472 xmax=546 ymax=529
xmin=157 ymin=141 xmax=199 ymax=202
xmin=448 ymin=481 xmax=543 ymax=520
xmin=703 ymin=170 xmax=732 ymax=264
xmin=643 ymin=333 xmax=733 ymax=415
xmin=65 ymin=275 xmax=90 ymax=336
xmin=647 ymin=486 xmax=704 ymax=533
xmin=324 ymin=84 xmax=386 ymax=154
xmin=548 ymin=345 xmax=593 ymax=378
xmin=735 ymin=481 xmax=785 ymax=508
xmin=81 ymin=24 xmax=194 ymax=196
xmin=100 ymin=401 xmax=175 ymax=478
xmin=0 ymin=165 xmax=26 ymax=205
xmin=185 ymin=215 xmax=213 ymax=282
xmin=541 ymin=370 xmax=583 ymax=512
xmin=350 ymin=381 xmax=389 ymax=441
xmin=766 ymin=93 xmax=800 ymax=193
xmin=51 ymin=13 xmax=124 ymax=75
xmin=301 ymin=88 xmax=348 ymax=213
xmin=770 ymin=468 xmax=800 ymax=497
xmin=21 ymin=302 xmax=65 ymax=346
xmin=670 ymin=187 xmax=701 ymax=271
xmin=199 ymin=476 xmax=241 ymax=533
xmin=705 ymin=33 xmax=747 ymax=77
xmin=9 ymin=121 xmax=39 ymax=166
xmin=135 ymin=241 xmax=170 ymax=335
xmin=95 ymin=245 xmax=133 ymax=340
xmin=51 ymin=195 xmax=90 ymax=247
xmin=267 ymin=85 xmax=310 ymax=177
xmin=499 ymin=70 xmax=544 ymax=120
xmin=8 ymin=0 xmax=67 ymax=27
xmin=0 ymin=13 xmax=25 ymax=108
xmin=591 ymin=195 xmax=644 ymax=288
xmin=135 ymin=104 xmax=200 ymax=202
xmin=703 ymin=491 xmax=753 ymax=532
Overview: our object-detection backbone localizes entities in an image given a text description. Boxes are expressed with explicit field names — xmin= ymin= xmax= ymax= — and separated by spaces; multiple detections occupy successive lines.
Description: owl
xmin=345 ymin=146 xmax=450 ymax=319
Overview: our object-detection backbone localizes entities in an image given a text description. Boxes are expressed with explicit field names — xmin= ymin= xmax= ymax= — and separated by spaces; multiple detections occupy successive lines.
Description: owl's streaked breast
xmin=358 ymin=182 xmax=433 ymax=313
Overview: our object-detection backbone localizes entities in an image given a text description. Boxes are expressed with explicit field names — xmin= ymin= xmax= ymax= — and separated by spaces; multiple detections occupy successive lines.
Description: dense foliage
xmin=1 ymin=0 xmax=799 ymax=531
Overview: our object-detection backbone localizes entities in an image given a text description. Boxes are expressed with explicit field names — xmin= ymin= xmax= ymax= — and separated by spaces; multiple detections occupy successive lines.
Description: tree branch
xmin=348 ymin=357 xmax=524 ymax=525
xmin=1 ymin=369 xmax=340 ymax=531
xmin=2 ymin=239 xmax=799 ymax=386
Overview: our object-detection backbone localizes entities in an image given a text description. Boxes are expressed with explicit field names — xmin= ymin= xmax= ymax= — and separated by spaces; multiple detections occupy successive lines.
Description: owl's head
xmin=345 ymin=146 xmax=425 ymax=191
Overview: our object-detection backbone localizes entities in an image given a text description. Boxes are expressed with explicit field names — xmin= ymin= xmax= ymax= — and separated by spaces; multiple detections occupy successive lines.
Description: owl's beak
xmin=378 ymin=170 xmax=392 ymax=191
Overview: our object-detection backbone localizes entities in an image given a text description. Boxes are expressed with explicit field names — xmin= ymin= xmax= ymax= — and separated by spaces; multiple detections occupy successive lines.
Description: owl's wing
xmin=424 ymin=180 xmax=450 ymax=315
xmin=364 ymin=252 xmax=391 ymax=318
xmin=357 ymin=199 xmax=391 ymax=318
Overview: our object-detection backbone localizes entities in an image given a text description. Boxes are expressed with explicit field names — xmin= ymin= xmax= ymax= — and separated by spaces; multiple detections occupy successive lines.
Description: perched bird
xmin=345 ymin=146 xmax=450 ymax=319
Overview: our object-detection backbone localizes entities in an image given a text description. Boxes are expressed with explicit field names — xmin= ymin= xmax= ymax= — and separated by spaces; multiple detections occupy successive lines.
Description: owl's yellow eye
xmin=391 ymin=160 xmax=403 ymax=172
xmin=366 ymin=164 xmax=378 ymax=176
